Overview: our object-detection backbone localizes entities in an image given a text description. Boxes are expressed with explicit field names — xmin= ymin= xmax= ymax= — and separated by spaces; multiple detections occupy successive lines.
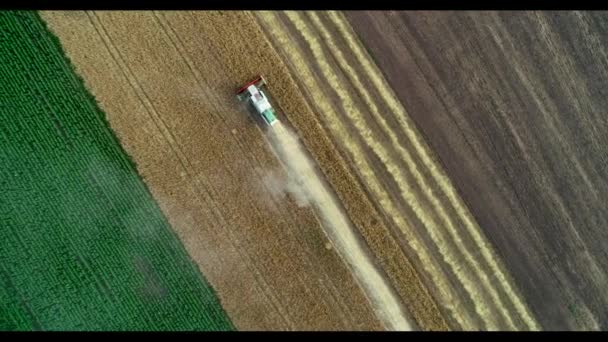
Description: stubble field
xmin=347 ymin=10 xmax=608 ymax=330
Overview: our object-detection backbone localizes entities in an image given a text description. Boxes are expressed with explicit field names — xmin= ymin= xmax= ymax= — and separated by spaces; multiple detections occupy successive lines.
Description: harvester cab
xmin=236 ymin=75 xmax=279 ymax=127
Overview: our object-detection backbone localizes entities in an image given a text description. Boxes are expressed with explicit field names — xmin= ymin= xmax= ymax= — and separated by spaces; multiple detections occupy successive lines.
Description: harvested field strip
xmin=344 ymin=10 xmax=608 ymax=330
xmin=284 ymin=11 xmax=486 ymax=326
xmin=256 ymin=11 xmax=539 ymax=330
xmin=325 ymin=13 xmax=538 ymax=329
xmin=324 ymin=12 xmax=539 ymax=330
xmin=42 ymin=10 xmax=384 ymax=330
xmin=318 ymin=11 xmax=533 ymax=329
xmin=253 ymin=13 xmax=447 ymax=329
xmin=0 ymin=11 xmax=233 ymax=330
xmin=302 ymin=11 xmax=515 ymax=328
xmin=257 ymin=10 xmax=471 ymax=329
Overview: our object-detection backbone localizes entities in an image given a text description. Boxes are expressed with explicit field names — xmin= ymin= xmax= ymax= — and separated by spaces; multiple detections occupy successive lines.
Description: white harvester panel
xmin=248 ymin=85 xmax=272 ymax=114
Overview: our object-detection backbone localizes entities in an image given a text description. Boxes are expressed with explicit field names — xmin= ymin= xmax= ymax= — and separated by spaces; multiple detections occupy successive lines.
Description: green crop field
xmin=0 ymin=11 xmax=234 ymax=331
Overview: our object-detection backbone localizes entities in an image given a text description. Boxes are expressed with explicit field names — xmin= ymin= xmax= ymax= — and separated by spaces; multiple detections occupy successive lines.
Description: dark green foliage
xmin=0 ymin=11 xmax=234 ymax=331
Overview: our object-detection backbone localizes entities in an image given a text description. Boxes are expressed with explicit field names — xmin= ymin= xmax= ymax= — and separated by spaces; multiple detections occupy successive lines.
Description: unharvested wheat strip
xmin=80 ymin=11 xmax=294 ymax=329
xmin=328 ymin=11 xmax=540 ymax=330
xmin=284 ymin=11 xmax=499 ymax=328
xmin=106 ymin=15 xmax=308 ymax=327
xmin=166 ymin=14 xmax=361 ymax=329
xmin=85 ymin=12 xmax=189 ymax=175
xmin=107 ymin=10 xmax=370 ymax=331
xmin=305 ymin=12 xmax=517 ymax=329
xmin=256 ymin=11 xmax=476 ymax=329
xmin=152 ymin=11 xmax=356 ymax=328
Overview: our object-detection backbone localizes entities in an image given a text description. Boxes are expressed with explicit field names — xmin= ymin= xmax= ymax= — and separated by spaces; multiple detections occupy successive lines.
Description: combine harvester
xmin=236 ymin=75 xmax=279 ymax=127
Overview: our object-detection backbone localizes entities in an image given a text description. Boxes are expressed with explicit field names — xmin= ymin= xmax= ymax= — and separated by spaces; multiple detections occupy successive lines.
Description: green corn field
xmin=0 ymin=11 xmax=234 ymax=331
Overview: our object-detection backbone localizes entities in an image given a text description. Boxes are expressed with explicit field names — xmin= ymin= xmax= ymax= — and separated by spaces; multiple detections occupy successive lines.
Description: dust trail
xmin=264 ymin=122 xmax=413 ymax=331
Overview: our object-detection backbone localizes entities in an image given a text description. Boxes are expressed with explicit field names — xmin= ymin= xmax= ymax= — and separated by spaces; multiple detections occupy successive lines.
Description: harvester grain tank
xmin=236 ymin=75 xmax=279 ymax=126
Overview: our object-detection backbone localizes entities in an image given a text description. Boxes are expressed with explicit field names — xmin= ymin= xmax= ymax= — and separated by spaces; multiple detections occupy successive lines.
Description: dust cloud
xmin=264 ymin=122 xmax=414 ymax=331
